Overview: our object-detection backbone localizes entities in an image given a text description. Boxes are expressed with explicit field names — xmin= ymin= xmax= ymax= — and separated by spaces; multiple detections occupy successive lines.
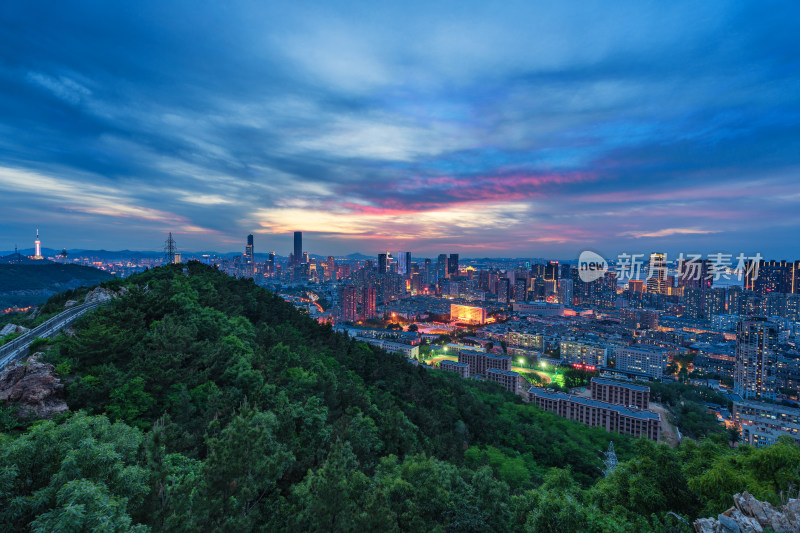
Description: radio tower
xmin=164 ymin=232 xmax=177 ymax=264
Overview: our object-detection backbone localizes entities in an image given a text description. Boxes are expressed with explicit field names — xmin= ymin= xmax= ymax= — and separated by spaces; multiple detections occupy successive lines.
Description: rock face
xmin=694 ymin=491 xmax=800 ymax=533
xmin=83 ymin=286 xmax=127 ymax=304
xmin=0 ymin=323 xmax=30 ymax=337
xmin=0 ymin=354 xmax=68 ymax=419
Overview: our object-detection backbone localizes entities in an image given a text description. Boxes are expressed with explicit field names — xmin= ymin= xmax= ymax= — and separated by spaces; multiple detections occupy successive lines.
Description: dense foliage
xmin=1 ymin=263 xmax=798 ymax=532
xmin=0 ymin=263 xmax=113 ymax=308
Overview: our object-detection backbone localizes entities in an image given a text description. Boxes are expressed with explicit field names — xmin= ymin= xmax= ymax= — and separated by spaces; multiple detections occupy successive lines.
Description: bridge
xmin=0 ymin=302 xmax=102 ymax=370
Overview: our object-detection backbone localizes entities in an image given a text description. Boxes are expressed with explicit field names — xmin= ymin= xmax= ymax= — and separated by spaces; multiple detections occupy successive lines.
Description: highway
xmin=0 ymin=302 xmax=102 ymax=370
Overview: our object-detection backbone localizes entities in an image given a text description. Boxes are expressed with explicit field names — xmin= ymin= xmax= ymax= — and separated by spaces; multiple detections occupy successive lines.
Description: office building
xmin=398 ymin=252 xmax=411 ymax=277
xmin=378 ymin=253 xmax=389 ymax=274
xmin=293 ymin=231 xmax=302 ymax=265
xmin=448 ymin=254 xmax=459 ymax=277
xmin=590 ymin=378 xmax=650 ymax=410
xmin=267 ymin=252 xmax=275 ymax=275
xmin=326 ymin=256 xmax=336 ymax=281
xmin=646 ymin=252 xmax=667 ymax=294
xmin=734 ymin=317 xmax=778 ymax=400
xmin=528 ymin=388 xmax=660 ymax=441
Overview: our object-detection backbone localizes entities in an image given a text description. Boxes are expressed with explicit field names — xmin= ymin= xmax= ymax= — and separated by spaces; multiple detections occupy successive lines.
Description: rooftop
xmin=487 ymin=368 xmax=519 ymax=377
xmin=440 ymin=360 xmax=469 ymax=367
xmin=528 ymin=387 xmax=660 ymax=421
xmin=592 ymin=377 xmax=650 ymax=392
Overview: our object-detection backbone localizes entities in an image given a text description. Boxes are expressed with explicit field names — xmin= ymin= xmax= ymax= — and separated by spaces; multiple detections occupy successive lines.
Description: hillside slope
xmin=0 ymin=262 xmax=798 ymax=532
xmin=0 ymin=263 xmax=113 ymax=308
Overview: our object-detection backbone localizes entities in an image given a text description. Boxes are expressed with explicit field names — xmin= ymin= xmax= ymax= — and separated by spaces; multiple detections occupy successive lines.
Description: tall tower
xmin=734 ymin=317 xmax=778 ymax=400
xmin=448 ymin=254 xmax=459 ymax=278
xmin=164 ymin=232 xmax=177 ymax=264
xmin=377 ymin=253 xmax=388 ymax=274
xmin=33 ymin=229 xmax=43 ymax=260
xmin=342 ymin=285 xmax=358 ymax=321
xmin=293 ymin=232 xmax=302 ymax=265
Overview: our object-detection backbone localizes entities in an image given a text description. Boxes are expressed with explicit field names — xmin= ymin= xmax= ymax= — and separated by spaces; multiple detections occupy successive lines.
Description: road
xmin=0 ymin=302 xmax=101 ymax=369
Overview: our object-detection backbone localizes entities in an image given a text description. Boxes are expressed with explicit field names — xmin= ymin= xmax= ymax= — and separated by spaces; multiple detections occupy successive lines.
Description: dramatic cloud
xmin=0 ymin=1 xmax=798 ymax=258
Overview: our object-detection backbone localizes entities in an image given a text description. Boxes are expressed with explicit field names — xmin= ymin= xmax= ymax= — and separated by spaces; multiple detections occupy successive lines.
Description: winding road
xmin=0 ymin=302 xmax=101 ymax=370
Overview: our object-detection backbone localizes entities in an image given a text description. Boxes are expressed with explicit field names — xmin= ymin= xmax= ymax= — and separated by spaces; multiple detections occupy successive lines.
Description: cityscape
xmin=2 ymin=1 xmax=800 ymax=531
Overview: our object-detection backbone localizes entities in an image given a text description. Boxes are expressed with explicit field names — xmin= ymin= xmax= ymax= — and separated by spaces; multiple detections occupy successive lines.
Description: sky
xmin=1 ymin=1 xmax=799 ymax=259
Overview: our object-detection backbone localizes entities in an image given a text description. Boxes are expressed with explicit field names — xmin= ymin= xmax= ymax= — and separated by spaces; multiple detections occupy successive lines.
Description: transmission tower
xmin=602 ymin=441 xmax=618 ymax=477
xmin=164 ymin=232 xmax=177 ymax=264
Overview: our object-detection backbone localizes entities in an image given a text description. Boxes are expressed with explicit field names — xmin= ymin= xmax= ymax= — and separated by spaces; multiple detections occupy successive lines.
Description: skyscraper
xmin=558 ymin=279 xmax=574 ymax=306
xmin=437 ymin=254 xmax=447 ymax=280
xmin=734 ymin=317 xmax=778 ymax=400
xmin=448 ymin=254 xmax=459 ymax=277
xmin=514 ymin=278 xmax=527 ymax=302
xmin=646 ymin=253 xmax=667 ymax=294
xmin=245 ymin=234 xmax=254 ymax=265
xmin=293 ymin=231 xmax=302 ymax=265
xmin=268 ymin=252 xmax=275 ymax=275
xmin=377 ymin=253 xmax=388 ymax=274
xmin=398 ymin=252 xmax=411 ymax=277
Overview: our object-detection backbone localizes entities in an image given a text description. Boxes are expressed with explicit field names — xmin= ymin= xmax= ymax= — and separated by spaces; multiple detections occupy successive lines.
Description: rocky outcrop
xmin=83 ymin=286 xmax=128 ymax=304
xmin=64 ymin=299 xmax=78 ymax=308
xmin=84 ymin=286 xmax=116 ymax=304
xmin=0 ymin=354 xmax=68 ymax=419
xmin=694 ymin=491 xmax=800 ymax=533
xmin=0 ymin=323 xmax=29 ymax=337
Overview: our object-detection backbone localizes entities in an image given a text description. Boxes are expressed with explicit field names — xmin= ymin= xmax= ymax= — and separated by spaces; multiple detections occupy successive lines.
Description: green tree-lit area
xmin=1 ymin=263 xmax=798 ymax=532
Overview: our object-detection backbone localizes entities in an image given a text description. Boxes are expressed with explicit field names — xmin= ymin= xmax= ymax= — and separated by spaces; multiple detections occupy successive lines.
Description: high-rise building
xmin=545 ymin=261 xmax=559 ymax=282
xmin=497 ymin=277 xmax=511 ymax=304
xmin=437 ymin=254 xmax=447 ymax=281
xmin=735 ymin=318 xmax=779 ymax=400
xmin=558 ymin=279 xmax=573 ymax=306
xmin=293 ymin=232 xmax=302 ymax=265
xmin=377 ymin=253 xmax=388 ymax=274
xmin=342 ymin=286 xmax=358 ymax=322
xmin=245 ymin=234 xmax=254 ymax=273
xmin=514 ymin=278 xmax=527 ymax=302
xmin=268 ymin=252 xmax=275 ymax=275
xmin=398 ymin=252 xmax=411 ymax=277
xmin=745 ymin=260 xmax=800 ymax=295
xmin=362 ymin=287 xmax=377 ymax=319
xmin=326 ymin=256 xmax=336 ymax=281
xmin=448 ymin=254 xmax=459 ymax=277
xmin=677 ymin=258 xmax=712 ymax=290
xmin=646 ymin=253 xmax=667 ymax=294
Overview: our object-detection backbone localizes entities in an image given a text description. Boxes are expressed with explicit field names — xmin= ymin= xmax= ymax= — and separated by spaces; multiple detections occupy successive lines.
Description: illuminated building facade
xmin=735 ymin=318 xmax=778 ymax=400
xmin=487 ymin=368 xmax=519 ymax=393
xmin=646 ymin=252 xmax=667 ymax=294
xmin=33 ymin=229 xmax=43 ymax=260
xmin=450 ymin=304 xmax=487 ymax=324
xmin=342 ymin=286 xmax=358 ymax=322
xmin=590 ymin=378 xmax=650 ymax=410
xmin=362 ymin=286 xmax=377 ymax=319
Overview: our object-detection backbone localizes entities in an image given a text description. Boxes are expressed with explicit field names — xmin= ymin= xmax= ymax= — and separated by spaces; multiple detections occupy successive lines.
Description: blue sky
xmin=1 ymin=1 xmax=799 ymax=258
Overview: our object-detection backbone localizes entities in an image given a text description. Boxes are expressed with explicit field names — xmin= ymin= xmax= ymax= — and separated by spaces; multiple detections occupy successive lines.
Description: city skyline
xmin=1 ymin=2 xmax=799 ymax=256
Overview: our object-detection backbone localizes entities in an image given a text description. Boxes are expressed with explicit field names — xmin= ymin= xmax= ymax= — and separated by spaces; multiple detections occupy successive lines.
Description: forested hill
xmin=1 ymin=262 xmax=798 ymax=532
xmin=0 ymin=263 xmax=113 ymax=308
